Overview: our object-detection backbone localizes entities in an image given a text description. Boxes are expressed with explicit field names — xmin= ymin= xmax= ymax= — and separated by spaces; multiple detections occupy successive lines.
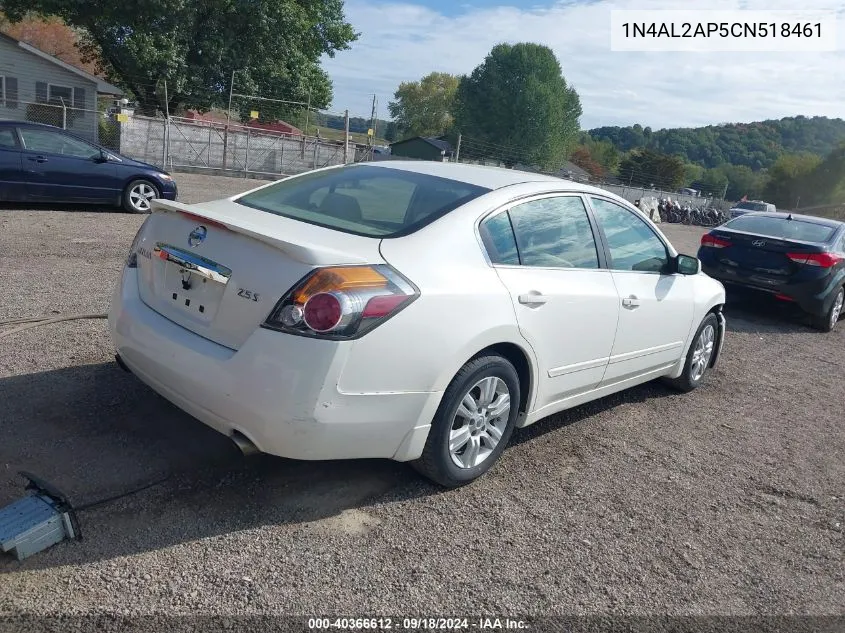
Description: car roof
xmin=364 ymin=160 xmax=595 ymax=192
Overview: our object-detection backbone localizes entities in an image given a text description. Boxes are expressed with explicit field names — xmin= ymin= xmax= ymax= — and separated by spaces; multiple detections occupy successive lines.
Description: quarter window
xmin=479 ymin=212 xmax=519 ymax=265
xmin=508 ymin=196 xmax=600 ymax=269
xmin=0 ymin=129 xmax=16 ymax=148
xmin=590 ymin=197 xmax=668 ymax=273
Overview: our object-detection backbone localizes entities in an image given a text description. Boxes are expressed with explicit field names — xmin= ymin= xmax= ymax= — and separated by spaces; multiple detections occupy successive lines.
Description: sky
xmin=321 ymin=0 xmax=845 ymax=131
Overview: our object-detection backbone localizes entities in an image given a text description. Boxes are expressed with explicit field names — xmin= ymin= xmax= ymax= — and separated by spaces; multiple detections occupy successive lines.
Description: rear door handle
xmin=27 ymin=156 xmax=48 ymax=163
xmin=622 ymin=295 xmax=640 ymax=309
xmin=518 ymin=293 xmax=548 ymax=306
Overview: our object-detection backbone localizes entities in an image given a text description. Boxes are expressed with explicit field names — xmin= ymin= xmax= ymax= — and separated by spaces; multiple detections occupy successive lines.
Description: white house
xmin=0 ymin=32 xmax=123 ymax=141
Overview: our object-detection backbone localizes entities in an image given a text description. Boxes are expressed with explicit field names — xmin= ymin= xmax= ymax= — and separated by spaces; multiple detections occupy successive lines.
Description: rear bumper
xmin=109 ymin=268 xmax=438 ymax=462
xmin=701 ymin=262 xmax=835 ymax=316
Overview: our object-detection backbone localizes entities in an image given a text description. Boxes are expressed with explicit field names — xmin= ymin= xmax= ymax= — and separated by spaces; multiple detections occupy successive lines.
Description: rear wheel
xmin=123 ymin=179 xmax=159 ymax=214
xmin=412 ymin=355 xmax=520 ymax=488
xmin=664 ymin=313 xmax=718 ymax=393
xmin=812 ymin=287 xmax=844 ymax=333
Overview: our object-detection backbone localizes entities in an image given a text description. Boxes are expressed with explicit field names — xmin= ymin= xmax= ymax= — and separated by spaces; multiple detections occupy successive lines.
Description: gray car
xmin=729 ymin=200 xmax=776 ymax=218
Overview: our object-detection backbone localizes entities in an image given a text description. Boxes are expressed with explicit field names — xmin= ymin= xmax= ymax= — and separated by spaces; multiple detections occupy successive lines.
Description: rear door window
xmin=236 ymin=165 xmax=490 ymax=237
xmin=508 ymin=196 xmax=600 ymax=269
xmin=726 ymin=215 xmax=835 ymax=243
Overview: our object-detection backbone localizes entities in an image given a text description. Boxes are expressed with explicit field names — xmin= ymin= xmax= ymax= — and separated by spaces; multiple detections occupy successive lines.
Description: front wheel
xmin=412 ymin=355 xmax=520 ymax=488
xmin=812 ymin=287 xmax=844 ymax=332
xmin=663 ymin=313 xmax=719 ymax=393
xmin=123 ymin=179 xmax=159 ymax=214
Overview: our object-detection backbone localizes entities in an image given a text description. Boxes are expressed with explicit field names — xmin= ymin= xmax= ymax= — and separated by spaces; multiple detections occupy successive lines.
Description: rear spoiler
xmin=149 ymin=198 xmax=375 ymax=266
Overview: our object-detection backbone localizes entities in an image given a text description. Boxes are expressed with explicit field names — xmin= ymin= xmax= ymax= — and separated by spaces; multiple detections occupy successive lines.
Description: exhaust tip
xmin=115 ymin=354 xmax=131 ymax=373
xmin=230 ymin=431 xmax=260 ymax=457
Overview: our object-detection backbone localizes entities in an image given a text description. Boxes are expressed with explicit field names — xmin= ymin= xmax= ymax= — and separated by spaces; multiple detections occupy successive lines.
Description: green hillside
xmin=588 ymin=116 xmax=845 ymax=170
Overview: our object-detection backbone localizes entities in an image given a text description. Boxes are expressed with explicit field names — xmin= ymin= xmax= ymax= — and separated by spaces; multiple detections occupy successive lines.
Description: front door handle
xmin=27 ymin=156 xmax=48 ymax=163
xmin=518 ymin=292 xmax=548 ymax=306
xmin=621 ymin=295 xmax=640 ymax=309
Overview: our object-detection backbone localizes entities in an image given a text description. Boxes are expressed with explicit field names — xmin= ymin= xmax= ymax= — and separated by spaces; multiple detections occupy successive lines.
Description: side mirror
xmin=93 ymin=150 xmax=109 ymax=163
xmin=675 ymin=254 xmax=701 ymax=275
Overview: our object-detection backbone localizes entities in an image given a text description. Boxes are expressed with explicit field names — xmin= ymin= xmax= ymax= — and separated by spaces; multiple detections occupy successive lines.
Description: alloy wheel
xmin=831 ymin=290 xmax=844 ymax=330
xmin=129 ymin=183 xmax=157 ymax=212
xmin=690 ymin=324 xmax=715 ymax=382
xmin=449 ymin=376 xmax=511 ymax=469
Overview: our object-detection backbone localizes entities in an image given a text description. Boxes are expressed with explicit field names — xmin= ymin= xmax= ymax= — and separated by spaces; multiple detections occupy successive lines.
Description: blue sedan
xmin=0 ymin=121 xmax=177 ymax=213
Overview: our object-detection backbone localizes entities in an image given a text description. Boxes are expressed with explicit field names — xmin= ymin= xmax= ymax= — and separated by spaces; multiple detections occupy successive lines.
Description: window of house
xmin=0 ymin=76 xmax=18 ymax=109
xmin=48 ymin=84 xmax=73 ymax=106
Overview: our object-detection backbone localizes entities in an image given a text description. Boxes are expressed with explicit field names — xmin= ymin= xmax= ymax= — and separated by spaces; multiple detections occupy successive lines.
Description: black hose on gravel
xmin=0 ymin=313 xmax=108 ymax=340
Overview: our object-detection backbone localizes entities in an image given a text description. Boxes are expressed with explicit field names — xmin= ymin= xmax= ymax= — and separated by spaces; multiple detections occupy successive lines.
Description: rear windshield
xmin=734 ymin=202 xmax=769 ymax=211
xmin=725 ymin=215 xmax=836 ymax=243
xmin=236 ymin=164 xmax=490 ymax=237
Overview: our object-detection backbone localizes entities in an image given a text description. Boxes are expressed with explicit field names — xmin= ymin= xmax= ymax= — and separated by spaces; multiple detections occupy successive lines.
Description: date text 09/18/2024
xmin=307 ymin=617 xmax=529 ymax=630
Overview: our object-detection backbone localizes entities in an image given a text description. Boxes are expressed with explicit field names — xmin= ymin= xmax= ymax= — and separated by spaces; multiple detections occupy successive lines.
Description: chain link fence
xmin=14 ymin=95 xmax=369 ymax=178
xmin=17 ymin=100 xmax=121 ymax=152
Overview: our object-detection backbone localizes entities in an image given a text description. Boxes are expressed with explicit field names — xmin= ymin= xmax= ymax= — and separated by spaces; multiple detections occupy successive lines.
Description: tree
xmin=383 ymin=121 xmax=399 ymax=143
xmin=589 ymin=116 xmax=845 ymax=171
xmin=764 ymin=152 xmax=823 ymax=208
xmin=569 ymin=146 xmax=604 ymax=178
xmin=576 ymin=136 xmax=619 ymax=175
xmin=718 ymin=164 xmax=767 ymax=201
xmin=694 ymin=169 xmax=729 ymax=198
xmin=809 ymin=143 xmax=845 ymax=204
xmin=0 ymin=12 xmax=100 ymax=75
xmin=388 ymin=72 xmax=459 ymax=139
xmin=453 ymin=43 xmax=582 ymax=170
xmin=618 ymin=149 xmax=686 ymax=190
xmin=1 ymin=0 xmax=357 ymax=116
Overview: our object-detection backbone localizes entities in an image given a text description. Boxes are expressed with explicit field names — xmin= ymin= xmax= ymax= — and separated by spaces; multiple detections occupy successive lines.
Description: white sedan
xmin=109 ymin=161 xmax=726 ymax=487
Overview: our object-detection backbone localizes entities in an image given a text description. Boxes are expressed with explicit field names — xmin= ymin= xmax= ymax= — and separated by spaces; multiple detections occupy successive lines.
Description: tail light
xmin=126 ymin=218 xmax=150 ymax=268
xmin=263 ymin=265 xmax=419 ymax=339
xmin=701 ymin=234 xmax=731 ymax=249
xmin=786 ymin=252 xmax=843 ymax=268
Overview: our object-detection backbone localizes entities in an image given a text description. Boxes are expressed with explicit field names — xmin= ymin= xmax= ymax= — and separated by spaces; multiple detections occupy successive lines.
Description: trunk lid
xmin=134 ymin=198 xmax=384 ymax=349
xmin=708 ymin=227 xmax=824 ymax=288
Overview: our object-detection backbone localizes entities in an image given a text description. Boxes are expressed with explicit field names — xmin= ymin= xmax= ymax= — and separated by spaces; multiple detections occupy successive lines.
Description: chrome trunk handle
xmin=153 ymin=243 xmax=232 ymax=284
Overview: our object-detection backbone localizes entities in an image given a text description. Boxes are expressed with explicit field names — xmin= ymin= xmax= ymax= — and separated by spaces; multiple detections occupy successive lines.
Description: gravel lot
xmin=0 ymin=173 xmax=843 ymax=619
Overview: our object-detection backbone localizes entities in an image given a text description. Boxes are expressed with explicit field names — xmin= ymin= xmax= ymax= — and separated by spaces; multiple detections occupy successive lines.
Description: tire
xmin=811 ymin=287 xmax=844 ymax=333
xmin=122 ymin=179 xmax=159 ymax=214
xmin=412 ymin=355 xmax=521 ymax=488
xmin=663 ymin=313 xmax=719 ymax=393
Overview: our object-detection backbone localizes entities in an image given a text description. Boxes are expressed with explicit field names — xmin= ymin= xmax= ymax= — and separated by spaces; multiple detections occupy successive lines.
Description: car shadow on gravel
xmin=721 ymin=290 xmax=819 ymax=334
xmin=510 ymin=379 xmax=676 ymax=447
xmin=0 ymin=361 xmax=423 ymax=571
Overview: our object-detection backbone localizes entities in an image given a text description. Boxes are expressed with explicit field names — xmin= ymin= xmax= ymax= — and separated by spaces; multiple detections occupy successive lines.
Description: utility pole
xmin=369 ymin=94 xmax=377 ymax=145
xmin=455 ymin=133 xmax=462 ymax=162
xmin=304 ymin=89 xmax=311 ymax=137
xmin=343 ymin=109 xmax=350 ymax=164
xmin=223 ymin=69 xmax=235 ymax=170
xmin=162 ymin=80 xmax=170 ymax=169
xmin=721 ymin=181 xmax=729 ymax=200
